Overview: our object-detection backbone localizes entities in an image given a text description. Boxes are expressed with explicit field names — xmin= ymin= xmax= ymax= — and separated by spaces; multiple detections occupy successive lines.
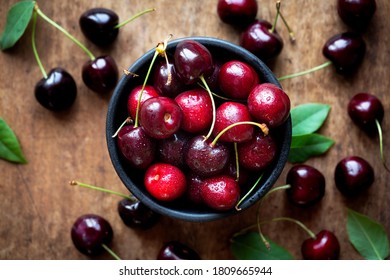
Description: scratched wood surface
xmin=0 ymin=0 xmax=389 ymax=260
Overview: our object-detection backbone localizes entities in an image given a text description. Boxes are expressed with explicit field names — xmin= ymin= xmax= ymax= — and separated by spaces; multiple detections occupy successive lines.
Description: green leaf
xmin=347 ymin=208 xmax=389 ymax=260
xmin=230 ymin=231 xmax=294 ymax=260
xmin=291 ymin=103 xmax=331 ymax=136
xmin=288 ymin=133 xmax=334 ymax=163
xmin=0 ymin=118 xmax=27 ymax=163
xmin=0 ymin=1 xmax=35 ymax=50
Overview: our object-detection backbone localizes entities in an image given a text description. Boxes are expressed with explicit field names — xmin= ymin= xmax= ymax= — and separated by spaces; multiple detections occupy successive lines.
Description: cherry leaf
xmin=230 ymin=231 xmax=294 ymax=260
xmin=0 ymin=0 xmax=35 ymax=50
xmin=0 ymin=118 xmax=27 ymax=163
xmin=291 ymin=103 xmax=331 ymax=136
xmin=347 ymin=208 xmax=389 ymax=260
xmin=288 ymin=133 xmax=334 ymax=163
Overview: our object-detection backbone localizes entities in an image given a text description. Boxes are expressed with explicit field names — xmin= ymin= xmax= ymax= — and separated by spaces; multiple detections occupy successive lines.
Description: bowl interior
xmin=106 ymin=36 xmax=291 ymax=222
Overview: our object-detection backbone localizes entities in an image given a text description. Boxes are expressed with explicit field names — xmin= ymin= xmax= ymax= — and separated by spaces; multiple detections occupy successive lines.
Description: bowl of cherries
xmin=106 ymin=36 xmax=292 ymax=222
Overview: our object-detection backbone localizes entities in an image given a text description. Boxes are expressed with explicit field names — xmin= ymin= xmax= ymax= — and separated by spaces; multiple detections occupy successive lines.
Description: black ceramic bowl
xmin=106 ymin=36 xmax=291 ymax=222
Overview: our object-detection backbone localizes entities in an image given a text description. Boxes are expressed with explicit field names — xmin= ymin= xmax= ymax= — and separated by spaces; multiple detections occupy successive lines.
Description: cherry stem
xmin=31 ymin=10 xmax=47 ymax=79
xmin=269 ymin=1 xmax=281 ymax=34
xmin=277 ymin=61 xmax=332 ymax=81
xmin=211 ymin=121 xmax=269 ymax=147
xmin=260 ymin=217 xmax=317 ymax=239
xmin=197 ymin=83 xmax=243 ymax=102
xmin=279 ymin=8 xmax=295 ymax=42
xmin=114 ymin=8 xmax=156 ymax=29
xmin=234 ymin=142 xmax=240 ymax=182
xmin=101 ymin=244 xmax=122 ymax=260
xmin=235 ymin=172 xmax=264 ymax=211
xmin=69 ymin=180 xmax=137 ymax=202
xmin=375 ymin=119 xmax=390 ymax=172
xmin=111 ymin=117 xmax=133 ymax=138
xmin=199 ymin=75 xmax=216 ymax=141
xmin=34 ymin=4 xmax=95 ymax=60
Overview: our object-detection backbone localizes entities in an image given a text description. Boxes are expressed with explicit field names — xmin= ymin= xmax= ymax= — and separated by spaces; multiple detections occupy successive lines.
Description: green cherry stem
xmin=31 ymin=10 xmax=47 ymax=79
xmin=101 ymin=244 xmax=122 ymax=260
xmin=278 ymin=61 xmax=332 ymax=81
xmin=279 ymin=7 xmax=295 ymax=42
xmin=69 ymin=180 xmax=137 ymax=202
xmin=199 ymin=75 xmax=216 ymax=141
xmin=114 ymin=8 xmax=156 ymax=29
xmin=235 ymin=173 xmax=264 ymax=211
xmin=34 ymin=3 xmax=95 ymax=60
xmin=375 ymin=119 xmax=390 ymax=172
xmin=234 ymin=142 xmax=240 ymax=182
xmin=269 ymin=1 xmax=281 ymax=34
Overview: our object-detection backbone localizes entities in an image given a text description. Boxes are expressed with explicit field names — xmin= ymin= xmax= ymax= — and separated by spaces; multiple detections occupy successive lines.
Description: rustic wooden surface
xmin=0 ymin=0 xmax=389 ymax=260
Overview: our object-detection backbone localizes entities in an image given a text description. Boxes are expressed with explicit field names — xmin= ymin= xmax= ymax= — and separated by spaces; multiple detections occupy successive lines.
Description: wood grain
xmin=0 ymin=0 xmax=389 ymax=260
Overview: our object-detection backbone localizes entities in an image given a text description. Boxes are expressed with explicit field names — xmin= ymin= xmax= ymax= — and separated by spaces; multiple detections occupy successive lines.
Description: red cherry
xmin=337 ymin=0 xmax=376 ymax=30
xmin=144 ymin=163 xmax=187 ymax=201
xmin=157 ymin=241 xmax=201 ymax=260
xmin=217 ymin=0 xmax=258 ymax=28
xmin=127 ymin=85 xmax=160 ymax=120
xmin=301 ymin=230 xmax=340 ymax=260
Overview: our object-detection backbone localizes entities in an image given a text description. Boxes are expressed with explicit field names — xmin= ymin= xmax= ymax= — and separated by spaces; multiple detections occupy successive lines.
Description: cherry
xmin=173 ymin=40 xmax=214 ymax=85
xmin=139 ymin=96 xmax=183 ymax=139
xmin=213 ymin=102 xmax=254 ymax=143
xmin=152 ymin=57 xmax=185 ymax=97
xmin=218 ymin=60 xmax=259 ymax=99
xmin=127 ymin=85 xmax=160 ymax=120
xmin=82 ymin=55 xmax=119 ymax=94
xmin=174 ymin=88 xmax=213 ymax=133
xmin=34 ymin=67 xmax=77 ymax=111
xmin=117 ymin=199 xmax=160 ymax=230
xmin=337 ymin=0 xmax=376 ymax=30
xmin=144 ymin=163 xmax=187 ymax=201
xmin=322 ymin=32 xmax=366 ymax=75
xmin=286 ymin=164 xmax=326 ymax=207
xmin=117 ymin=125 xmax=156 ymax=169
xmin=186 ymin=172 xmax=204 ymax=205
xmin=217 ymin=0 xmax=258 ymax=28
xmin=157 ymin=130 xmax=191 ymax=169
xmin=247 ymin=83 xmax=291 ymax=128
xmin=79 ymin=8 xmax=119 ymax=46
xmin=184 ymin=135 xmax=231 ymax=177
xmin=157 ymin=241 xmax=201 ymax=260
xmin=301 ymin=230 xmax=340 ymax=260
xmin=334 ymin=156 xmax=374 ymax=196
xmin=71 ymin=214 xmax=113 ymax=256
xmin=200 ymin=175 xmax=240 ymax=211
xmin=238 ymin=130 xmax=277 ymax=171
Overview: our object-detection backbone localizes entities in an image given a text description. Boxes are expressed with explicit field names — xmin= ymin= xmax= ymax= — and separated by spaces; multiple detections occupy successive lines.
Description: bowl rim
xmin=106 ymin=36 xmax=292 ymax=222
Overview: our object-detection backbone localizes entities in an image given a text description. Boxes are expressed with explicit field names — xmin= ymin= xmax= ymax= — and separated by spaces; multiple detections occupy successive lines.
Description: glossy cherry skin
xmin=322 ymin=32 xmax=366 ymax=75
xmin=348 ymin=93 xmax=384 ymax=135
xmin=240 ymin=20 xmax=284 ymax=61
xmin=82 ymin=55 xmax=119 ymax=94
xmin=127 ymin=85 xmax=160 ymax=120
xmin=144 ymin=163 xmax=187 ymax=201
xmin=213 ymin=101 xmax=254 ymax=143
xmin=185 ymin=172 xmax=204 ymax=205
xmin=117 ymin=125 xmax=156 ymax=169
xmin=35 ymin=67 xmax=77 ymax=111
xmin=200 ymin=175 xmax=240 ymax=211
xmin=139 ymin=96 xmax=183 ymax=139
xmin=117 ymin=199 xmax=160 ymax=230
xmin=157 ymin=130 xmax=191 ymax=169
xmin=79 ymin=8 xmax=119 ymax=46
xmin=337 ymin=0 xmax=376 ymax=30
xmin=247 ymin=83 xmax=291 ymax=128
xmin=301 ymin=230 xmax=340 ymax=260
xmin=286 ymin=164 xmax=326 ymax=207
xmin=217 ymin=0 xmax=258 ymax=27
xmin=218 ymin=60 xmax=259 ymax=99
xmin=157 ymin=241 xmax=201 ymax=260
xmin=334 ymin=156 xmax=374 ymax=196
xmin=71 ymin=214 xmax=113 ymax=256
xmin=174 ymin=40 xmax=214 ymax=85
xmin=152 ymin=57 xmax=185 ymax=97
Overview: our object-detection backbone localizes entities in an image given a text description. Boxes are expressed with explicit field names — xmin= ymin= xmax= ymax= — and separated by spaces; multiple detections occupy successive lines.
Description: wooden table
xmin=1 ymin=0 xmax=389 ymax=260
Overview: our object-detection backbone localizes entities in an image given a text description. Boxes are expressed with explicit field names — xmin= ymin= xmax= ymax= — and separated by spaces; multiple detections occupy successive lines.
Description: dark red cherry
xmin=301 ymin=230 xmax=340 ymax=260
xmin=82 ymin=55 xmax=118 ymax=94
xmin=186 ymin=172 xmax=204 ymax=205
xmin=240 ymin=20 xmax=284 ymax=61
xmin=127 ymin=85 xmax=160 ymax=120
xmin=117 ymin=125 xmax=156 ymax=169
xmin=247 ymin=83 xmax=290 ymax=128
xmin=174 ymin=40 xmax=214 ymax=85
xmin=152 ymin=57 xmax=185 ymax=97
xmin=157 ymin=130 xmax=191 ymax=168
xmin=218 ymin=60 xmax=259 ymax=99
xmin=71 ymin=214 xmax=113 ymax=256
xmin=139 ymin=96 xmax=183 ymax=139
xmin=322 ymin=32 xmax=366 ymax=75
xmin=337 ymin=0 xmax=376 ymax=30
xmin=348 ymin=92 xmax=384 ymax=135
xmin=117 ymin=199 xmax=160 ymax=230
xmin=286 ymin=164 xmax=326 ymax=207
xmin=334 ymin=156 xmax=374 ymax=196
xmin=79 ymin=8 xmax=119 ymax=46
xmin=157 ymin=241 xmax=201 ymax=260
xmin=34 ymin=67 xmax=77 ymax=111
xmin=185 ymin=135 xmax=230 ymax=177
xmin=217 ymin=0 xmax=258 ymax=27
